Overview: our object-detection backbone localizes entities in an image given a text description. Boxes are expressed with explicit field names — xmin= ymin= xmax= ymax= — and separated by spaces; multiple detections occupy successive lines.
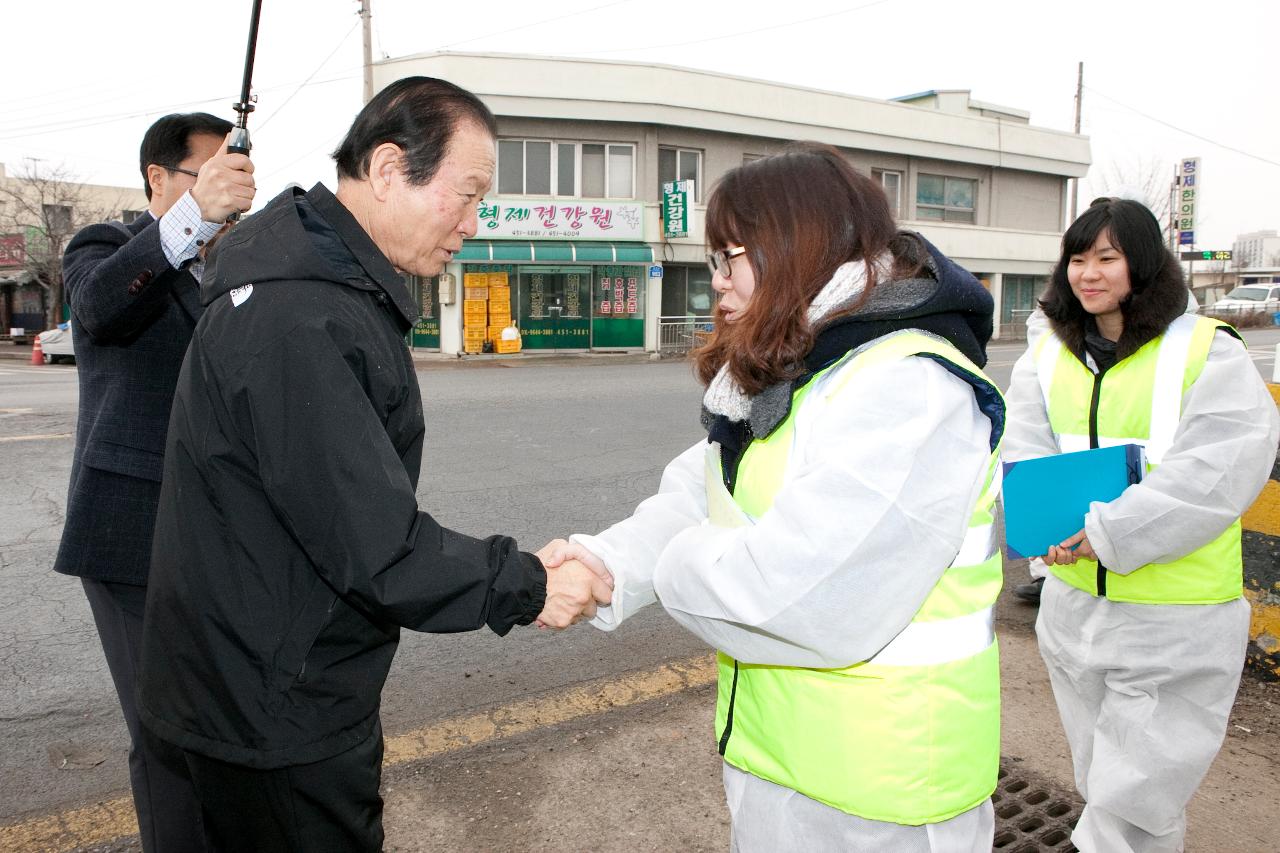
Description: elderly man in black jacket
xmin=137 ymin=77 xmax=611 ymax=851
xmin=57 ymin=112 xmax=255 ymax=852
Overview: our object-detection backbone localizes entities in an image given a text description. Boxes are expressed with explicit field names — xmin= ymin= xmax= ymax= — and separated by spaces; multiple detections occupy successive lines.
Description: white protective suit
xmin=1003 ymin=329 xmax=1280 ymax=853
xmin=1018 ymin=288 xmax=1201 ymax=583
xmin=574 ymin=347 xmax=998 ymax=852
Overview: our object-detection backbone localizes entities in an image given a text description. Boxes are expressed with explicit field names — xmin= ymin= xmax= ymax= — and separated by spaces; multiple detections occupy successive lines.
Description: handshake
xmin=532 ymin=539 xmax=612 ymax=630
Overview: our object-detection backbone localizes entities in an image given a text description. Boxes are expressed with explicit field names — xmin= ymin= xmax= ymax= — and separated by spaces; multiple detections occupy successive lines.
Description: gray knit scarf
xmin=702 ymin=254 xmax=890 ymax=421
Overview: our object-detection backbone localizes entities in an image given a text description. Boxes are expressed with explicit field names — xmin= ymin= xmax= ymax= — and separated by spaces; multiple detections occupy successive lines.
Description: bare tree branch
xmin=0 ymin=159 xmax=127 ymax=328
xmin=1080 ymin=155 xmax=1175 ymax=243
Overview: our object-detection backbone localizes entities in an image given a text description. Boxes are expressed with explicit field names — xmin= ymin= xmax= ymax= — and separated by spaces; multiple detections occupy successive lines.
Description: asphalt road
xmin=0 ymin=327 xmax=1277 ymax=845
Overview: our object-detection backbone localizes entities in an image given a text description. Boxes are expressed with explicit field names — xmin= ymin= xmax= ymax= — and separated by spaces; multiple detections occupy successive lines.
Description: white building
xmin=1232 ymin=230 xmax=1280 ymax=271
xmin=370 ymin=52 xmax=1091 ymax=354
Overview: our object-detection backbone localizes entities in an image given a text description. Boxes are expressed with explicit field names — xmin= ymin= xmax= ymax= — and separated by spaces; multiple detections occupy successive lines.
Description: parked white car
xmin=1211 ymin=284 xmax=1280 ymax=314
xmin=37 ymin=324 xmax=75 ymax=364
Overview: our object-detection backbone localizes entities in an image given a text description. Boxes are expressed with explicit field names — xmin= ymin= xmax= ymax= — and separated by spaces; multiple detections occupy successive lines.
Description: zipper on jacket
xmin=1087 ymin=371 xmax=1108 ymax=598
xmin=717 ymin=661 xmax=740 ymax=756
xmin=296 ymin=597 xmax=339 ymax=684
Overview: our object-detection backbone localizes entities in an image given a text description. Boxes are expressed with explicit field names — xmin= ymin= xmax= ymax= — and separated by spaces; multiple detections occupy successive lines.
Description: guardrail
xmin=658 ymin=316 xmax=713 ymax=355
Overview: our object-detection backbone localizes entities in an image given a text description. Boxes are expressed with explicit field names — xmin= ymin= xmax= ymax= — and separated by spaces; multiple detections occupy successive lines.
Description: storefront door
xmin=519 ymin=267 xmax=590 ymax=350
xmin=591 ymin=265 xmax=646 ymax=349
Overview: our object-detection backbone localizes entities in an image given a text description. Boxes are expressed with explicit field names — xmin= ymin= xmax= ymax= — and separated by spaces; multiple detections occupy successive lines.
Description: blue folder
xmin=1002 ymin=444 xmax=1145 ymax=561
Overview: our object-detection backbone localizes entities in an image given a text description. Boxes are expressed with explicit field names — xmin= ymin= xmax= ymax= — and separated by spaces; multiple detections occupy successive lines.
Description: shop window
xmin=916 ymin=174 xmax=976 ymax=223
xmin=122 ymin=209 xmax=145 ymax=224
xmin=660 ymin=264 xmax=714 ymax=318
xmin=499 ymin=139 xmax=634 ymax=199
xmin=1001 ymin=274 xmax=1045 ymax=325
xmin=43 ymin=204 xmax=72 ymax=234
xmin=873 ymin=169 xmax=902 ymax=218
xmin=659 ymin=147 xmax=702 ymax=202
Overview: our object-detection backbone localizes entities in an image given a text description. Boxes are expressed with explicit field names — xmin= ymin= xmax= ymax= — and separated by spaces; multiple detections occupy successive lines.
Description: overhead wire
xmin=254 ymin=21 xmax=361 ymax=133
xmin=1084 ymin=85 xmax=1280 ymax=169
xmin=565 ymin=0 xmax=899 ymax=55
xmin=430 ymin=0 xmax=636 ymax=51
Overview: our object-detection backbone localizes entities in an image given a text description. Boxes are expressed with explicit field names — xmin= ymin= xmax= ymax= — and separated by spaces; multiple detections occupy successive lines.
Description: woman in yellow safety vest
xmin=542 ymin=143 xmax=1008 ymax=851
xmin=1002 ymin=197 xmax=1279 ymax=853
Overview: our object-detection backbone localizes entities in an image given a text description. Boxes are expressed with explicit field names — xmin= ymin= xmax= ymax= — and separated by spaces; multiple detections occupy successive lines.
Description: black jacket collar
xmin=302 ymin=184 xmax=418 ymax=329
xmin=202 ymin=183 xmax=418 ymax=331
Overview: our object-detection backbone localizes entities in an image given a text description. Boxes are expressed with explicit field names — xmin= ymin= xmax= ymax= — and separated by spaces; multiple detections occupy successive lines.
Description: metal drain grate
xmin=992 ymin=758 xmax=1084 ymax=852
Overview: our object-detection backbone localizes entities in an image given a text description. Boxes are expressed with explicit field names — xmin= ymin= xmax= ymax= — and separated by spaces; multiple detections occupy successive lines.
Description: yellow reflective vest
xmin=1033 ymin=314 xmax=1243 ymax=603
xmin=708 ymin=331 xmax=1005 ymax=825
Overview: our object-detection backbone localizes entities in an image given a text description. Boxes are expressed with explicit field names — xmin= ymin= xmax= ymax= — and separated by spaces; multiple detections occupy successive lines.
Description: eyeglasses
xmin=158 ymin=165 xmax=200 ymax=179
xmin=706 ymin=246 xmax=747 ymax=278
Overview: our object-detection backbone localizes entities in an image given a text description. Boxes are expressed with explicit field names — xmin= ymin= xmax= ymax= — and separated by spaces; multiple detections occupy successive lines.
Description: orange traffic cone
xmin=30 ymin=334 xmax=43 ymax=366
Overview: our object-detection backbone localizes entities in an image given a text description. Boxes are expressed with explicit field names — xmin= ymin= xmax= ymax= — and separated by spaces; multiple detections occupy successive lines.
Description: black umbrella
xmin=227 ymin=0 xmax=263 ymax=221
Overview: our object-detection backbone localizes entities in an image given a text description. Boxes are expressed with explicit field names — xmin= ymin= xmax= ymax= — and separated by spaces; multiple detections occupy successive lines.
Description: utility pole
xmin=360 ymin=0 xmax=373 ymax=104
xmin=1069 ymin=61 xmax=1083 ymax=221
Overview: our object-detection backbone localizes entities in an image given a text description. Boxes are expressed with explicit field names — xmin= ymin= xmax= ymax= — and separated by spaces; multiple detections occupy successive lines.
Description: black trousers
xmin=81 ymin=578 xmax=205 ymax=852
xmin=182 ymin=720 xmax=385 ymax=853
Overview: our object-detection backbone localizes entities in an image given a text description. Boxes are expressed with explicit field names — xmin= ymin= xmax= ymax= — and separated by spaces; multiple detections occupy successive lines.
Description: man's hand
xmin=1041 ymin=528 xmax=1096 ymax=566
xmin=191 ymin=133 xmax=256 ymax=222
xmin=535 ymin=558 xmax=613 ymax=629
xmin=537 ymin=539 xmax=611 ymax=582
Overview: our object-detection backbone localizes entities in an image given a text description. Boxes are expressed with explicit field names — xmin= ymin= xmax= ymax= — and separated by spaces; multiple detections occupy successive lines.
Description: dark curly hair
xmin=1040 ymin=197 xmax=1188 ymax=361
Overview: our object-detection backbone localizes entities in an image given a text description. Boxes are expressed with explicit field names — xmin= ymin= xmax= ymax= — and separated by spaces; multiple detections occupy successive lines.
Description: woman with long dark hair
xmin=544 ymin=143 xmax=1007 ymax=850
xmin=1003 ymin=197 xmax=1278 ymax=852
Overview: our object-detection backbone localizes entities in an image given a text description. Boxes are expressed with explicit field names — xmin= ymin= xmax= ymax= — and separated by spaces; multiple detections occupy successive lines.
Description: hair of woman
xmin=1040 ymin=197 xmax=1186 ymax=340
xmin=693 ymin=142 xmax=911 ymax=395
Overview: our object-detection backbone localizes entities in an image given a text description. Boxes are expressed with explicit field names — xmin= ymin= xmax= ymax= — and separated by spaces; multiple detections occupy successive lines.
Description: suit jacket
xmin=54 ymin=212 xmax=204 ymax=584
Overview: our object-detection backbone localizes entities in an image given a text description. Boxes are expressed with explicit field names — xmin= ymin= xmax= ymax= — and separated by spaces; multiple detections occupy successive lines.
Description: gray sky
xmin=3 ymin=0 xmax=1276 ymax=249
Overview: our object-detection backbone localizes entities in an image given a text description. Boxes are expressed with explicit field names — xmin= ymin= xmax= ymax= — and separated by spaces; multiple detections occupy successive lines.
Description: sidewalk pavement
xmin=371 ymin=576 xmax=1280 ymax=853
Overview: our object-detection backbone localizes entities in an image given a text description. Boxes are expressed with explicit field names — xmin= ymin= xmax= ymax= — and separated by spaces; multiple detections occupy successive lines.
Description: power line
xmin=259 ymin=129 xmax=348 ymax=182
xmin=566 ymin=0 xmax=899 ymax=55
xmin=1084 ymin=85 xmax=1280 ymax=169
xmin=255 ymin=21 xmax=360 ymax=133
xmin=0 ymin=72 xmax=361 ymax=143
xmin=431 ymin=0 xmax=636 ymax=51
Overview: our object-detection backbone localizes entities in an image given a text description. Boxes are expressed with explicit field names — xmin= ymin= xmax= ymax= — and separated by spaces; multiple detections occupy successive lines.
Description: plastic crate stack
xmin=488 ymin=273 xmax=520 ymax=353
xmin=462 ymin=273 xmax=489 ymax=353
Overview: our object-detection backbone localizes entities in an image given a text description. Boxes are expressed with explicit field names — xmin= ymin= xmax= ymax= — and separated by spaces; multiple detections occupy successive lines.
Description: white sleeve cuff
xmin=1084 ymin=504 xmax=1125 ymax=573
xmin=573 ymin=532 xmax=657 ymax=632
xmin=158 ymin=191 xmax=222 ymax=269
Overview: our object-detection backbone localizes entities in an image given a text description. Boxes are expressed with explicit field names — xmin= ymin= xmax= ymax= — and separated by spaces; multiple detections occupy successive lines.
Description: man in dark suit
xmin=56 ymin=112 xmax=255 ymax=852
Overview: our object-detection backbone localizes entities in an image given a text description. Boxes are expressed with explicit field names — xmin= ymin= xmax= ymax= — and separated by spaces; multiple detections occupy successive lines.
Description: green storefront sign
xmin=662 ymin=180 xmax=692 ymax=239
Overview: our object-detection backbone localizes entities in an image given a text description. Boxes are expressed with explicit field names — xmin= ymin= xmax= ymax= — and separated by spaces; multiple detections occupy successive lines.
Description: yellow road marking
xmin=0 ymin=654 xmax=717 ymax=852
xmin=0 ymin=433 xmax=72 ymax=443
xmin=1243 ymin=479 xmax=1280 ymax=539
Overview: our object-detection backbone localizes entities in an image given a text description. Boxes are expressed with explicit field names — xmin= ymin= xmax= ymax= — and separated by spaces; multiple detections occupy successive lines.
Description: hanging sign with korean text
xmin=477 ymin=199 xmax=644 ymax=240
xmin=662 ymin=180 xmax=692 ymax=239
xmin=1176 ymin=157 xmax=1199 ymax=247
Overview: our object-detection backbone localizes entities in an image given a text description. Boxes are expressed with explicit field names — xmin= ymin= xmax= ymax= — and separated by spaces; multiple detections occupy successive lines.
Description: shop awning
xmin=455 ymin=241 xmax=655 ymax=264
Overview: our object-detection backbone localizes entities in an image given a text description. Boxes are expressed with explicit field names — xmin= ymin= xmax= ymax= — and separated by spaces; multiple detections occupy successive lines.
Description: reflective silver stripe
xmin=867 ymin=606 xmax=995 ymax=667
xmin=1056 ymin=433 xmax=1147 ymax=454
xmin=1057 ymin=433 xmax=1090 ymax=453
xmin=954 ymin=522 xmax=997 ymax=567
xmin=1147 ymin=314 xmax=1197 ymax=464
xmin=1035 ymin=335 xmax=1061 ymax=422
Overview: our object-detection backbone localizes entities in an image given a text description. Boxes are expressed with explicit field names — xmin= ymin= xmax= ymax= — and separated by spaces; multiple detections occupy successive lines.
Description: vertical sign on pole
xmin=662 ymin=180 xmax=692 ymax=239
xmin=1176 ymin=158 xmax=1199 ymax=247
